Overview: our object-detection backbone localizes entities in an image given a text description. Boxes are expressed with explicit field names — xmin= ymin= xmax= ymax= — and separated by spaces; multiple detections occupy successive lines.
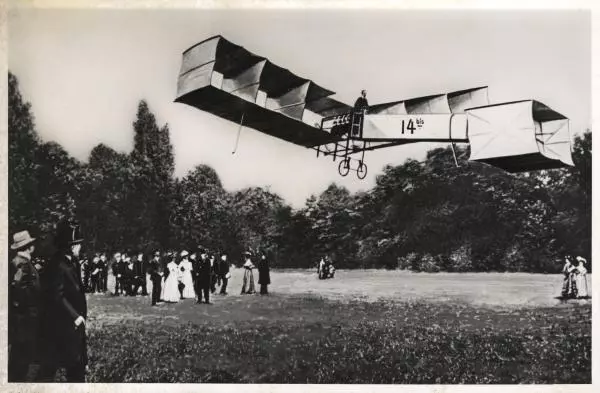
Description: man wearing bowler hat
xmin=37 ymin=220 xmax=88 ymax=382
xmin=8 ymin=230 xmax=41 ymax=381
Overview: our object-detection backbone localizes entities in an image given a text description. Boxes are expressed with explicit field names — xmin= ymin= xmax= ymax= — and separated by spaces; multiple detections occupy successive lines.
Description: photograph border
xmin=0 ymin=0 xmax=597 ymax=392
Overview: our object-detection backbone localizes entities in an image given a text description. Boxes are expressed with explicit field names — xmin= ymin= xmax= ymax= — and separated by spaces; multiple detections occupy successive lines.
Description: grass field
xmin=82 ymin=269 xmax=591 ymax=383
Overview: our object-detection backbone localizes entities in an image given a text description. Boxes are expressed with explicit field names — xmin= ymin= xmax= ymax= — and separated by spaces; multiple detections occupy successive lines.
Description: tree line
xmin=8 ymin=72 xmax=591 ymax=273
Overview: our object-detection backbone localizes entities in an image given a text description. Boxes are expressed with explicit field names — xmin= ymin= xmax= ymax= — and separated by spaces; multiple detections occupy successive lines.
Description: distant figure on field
xmin=318 ymin=257 xmax=326 ymax=279
xmin=133 ymin=252 xmax=148 ymax=296
xmin=218 ymin=253 xmax=230 ymax=295
xmin=575 ymin=256 xmax=589 ymax=298
xmin=179 ymin=250 xmax=195 ymax=299
xmin=99 ymin=253 xmax=108 ymax=292
xmin=241 ymin=252 xmax=256 ymax=294
xmin=258 ymin=253 xmax=271 ymax=295
xmin=148 ymin=251 xmax=163 ymax=306
xmin=561 ymin=255 xmax=578 ymax=298
xmin=327 ymin=259 xmax=336 ymax=279
xmin=111 ymin=252 xmax=124 ymax=295
xmin=210 ymin=254 xmax=218 ymax=294
xmin=196 ymin=248 xmax=212 ymax=304
xmin=162 ymin=255 xmax=180 ymax=303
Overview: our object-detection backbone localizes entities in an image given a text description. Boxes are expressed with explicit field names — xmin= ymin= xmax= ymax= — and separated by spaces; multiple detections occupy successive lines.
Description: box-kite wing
xmin=175 ymin=35 xmax=351 ymax=148
xmin=466 ymin=100 xmax=574 ymax=172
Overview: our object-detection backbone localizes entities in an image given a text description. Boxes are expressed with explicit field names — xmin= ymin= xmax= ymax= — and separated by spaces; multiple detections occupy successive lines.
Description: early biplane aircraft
xmin=175 ymin=35 xmax=574 ymax=179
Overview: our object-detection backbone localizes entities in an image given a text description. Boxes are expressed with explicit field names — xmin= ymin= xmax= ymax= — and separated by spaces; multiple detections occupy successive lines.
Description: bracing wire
xmin=232 ymin=113 xmax=245 ymax=155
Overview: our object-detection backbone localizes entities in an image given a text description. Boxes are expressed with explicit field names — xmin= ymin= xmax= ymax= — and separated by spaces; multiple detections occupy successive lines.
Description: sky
xmin=8 ymin=8 xmax=591 ymax=208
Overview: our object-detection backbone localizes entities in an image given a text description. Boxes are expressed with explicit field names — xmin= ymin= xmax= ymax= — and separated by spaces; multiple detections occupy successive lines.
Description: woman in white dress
xmin=162 ymin=257 xmax=181 ymax=303
xmin=575 ymin=256 xmax=589 ymax=298
xmin=179 ymin=251 xmax=196 ymax=299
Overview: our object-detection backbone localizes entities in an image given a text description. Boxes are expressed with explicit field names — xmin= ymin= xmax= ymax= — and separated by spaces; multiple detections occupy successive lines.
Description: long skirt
xmin=162 ymin=274 xmax=180 ymax=302
xmin=576 ymin=274 xmax=589 ymax=298
xmin=181 ymin=272 xmax=195 ymax=299
xmin=561 ymin=274 xmax=577 ymax=298
xmin=241 ymin=269 xmax=256 ymax=294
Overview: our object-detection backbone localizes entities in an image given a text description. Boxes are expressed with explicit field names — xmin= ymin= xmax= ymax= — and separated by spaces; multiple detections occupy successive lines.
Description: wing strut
xmin=449 ymin=113 xmax=460 ymax=168
xmin=232 ymin=113 xmax=245 ymax=155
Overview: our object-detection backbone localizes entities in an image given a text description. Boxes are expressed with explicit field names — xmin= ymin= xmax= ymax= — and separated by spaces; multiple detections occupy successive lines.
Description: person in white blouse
xmin=179 ymin=251 xmax=196 ymax=299
xmin=162 ymin=256 xmax=180 ymax=303
xmin=575 ymin=256 xmax=589 ymax=299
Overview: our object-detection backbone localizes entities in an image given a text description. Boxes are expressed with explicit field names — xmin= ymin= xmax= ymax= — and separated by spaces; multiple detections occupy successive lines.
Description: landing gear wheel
xmin=338 ymin=158 xmax=350 ymax=177
xmin=357 ymin=161 xmax=368 ymax=179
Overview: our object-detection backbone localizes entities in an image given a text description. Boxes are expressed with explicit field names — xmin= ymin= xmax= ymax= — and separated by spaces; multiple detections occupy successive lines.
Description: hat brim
xmin=11 ymin=237 xmax=36 ymax=250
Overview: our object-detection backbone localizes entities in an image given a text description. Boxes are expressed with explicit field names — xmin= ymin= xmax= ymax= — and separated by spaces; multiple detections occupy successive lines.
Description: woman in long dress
xmin=162 ymin=258 xmax=181 ymax=303
xmin=241 ymin=253 xmax=256 ymax=294
xmin=179 ymin=252 xmax=196 ymax=299
xmin=561 ymin=255 xmax=577 ymax=298
xmin=575 ymin=257 xmax=589 ymax=298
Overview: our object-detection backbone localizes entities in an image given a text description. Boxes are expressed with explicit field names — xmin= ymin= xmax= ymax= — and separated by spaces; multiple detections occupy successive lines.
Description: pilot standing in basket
xmin=351 ymin=89 xmax=369 ymax=138
xmin=354 ymin=89 xmax=369 ymax=112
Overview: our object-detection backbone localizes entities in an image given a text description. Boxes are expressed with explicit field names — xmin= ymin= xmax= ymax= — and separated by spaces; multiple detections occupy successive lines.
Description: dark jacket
xmin=133 ymin=256 xmax=146 ymax=277
xmin=111 ymin=258 xmax=122 ymax=276
xmin=148 ymin=257 xmax=162 ymax=278
xmin=258 ymin=258 xmax=271 ymax=285
xmin=40 ymin=253 xmax=88 ymax=367
xmin=218 ymin=258 xmax=230 ymax=276
xmin=9 ymin=253 xmax=42 ymax=346
xmin=354 ymin=96 xmax=369 ymax=112
xmin=196 ymin=257 xmax=212 ymax=284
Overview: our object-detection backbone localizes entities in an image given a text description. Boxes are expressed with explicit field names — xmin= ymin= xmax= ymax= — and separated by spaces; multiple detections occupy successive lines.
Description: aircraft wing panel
xmin=176 ymin=85 xmax=341 ymax=148
xmin=177 ymin=35 xmax=348 ymax=146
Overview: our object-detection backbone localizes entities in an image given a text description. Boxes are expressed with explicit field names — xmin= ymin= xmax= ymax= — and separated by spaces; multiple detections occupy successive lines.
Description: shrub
xmin=415 ymin=254 xmax=441 ymax=273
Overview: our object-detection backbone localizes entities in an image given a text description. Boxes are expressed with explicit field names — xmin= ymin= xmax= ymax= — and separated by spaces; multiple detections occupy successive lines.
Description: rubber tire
xmin=357 ymin=161 xmax=368 ymax=179
xmin=338 ymin=159 xmax=351 ymax=177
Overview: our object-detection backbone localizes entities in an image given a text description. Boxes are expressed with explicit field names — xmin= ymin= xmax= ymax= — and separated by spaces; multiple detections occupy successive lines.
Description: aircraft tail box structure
xmin=362 ymin=90 xmax=573 ymax=172
xmin=466 ymin=100 xmax=573 ymax=172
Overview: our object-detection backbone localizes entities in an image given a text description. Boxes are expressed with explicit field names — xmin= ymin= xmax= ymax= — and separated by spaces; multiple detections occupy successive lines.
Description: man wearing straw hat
xmin=8 ymin=230 xmax=41 ymax=381
xmin=37 ymin=220 xmax=88 ymax=382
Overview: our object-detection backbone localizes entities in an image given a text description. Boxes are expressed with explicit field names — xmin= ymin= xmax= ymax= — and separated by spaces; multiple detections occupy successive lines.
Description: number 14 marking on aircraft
xmin=401 ymin=118 xmax=425 ymax=134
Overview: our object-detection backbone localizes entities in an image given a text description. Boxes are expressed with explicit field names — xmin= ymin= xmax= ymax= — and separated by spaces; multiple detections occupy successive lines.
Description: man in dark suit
xmin=195 ymin=248 xmax=212 ymax=304
xmin=132 ymin=252 xmax=148 ymax=296
xmin=190 ymin=251 xmax=198 ymax=289
xmin=8 ymin=230 xmax=41 ymax=381
xmin=218 ymin=253 xmax=230 ymax=295
xmin=99 ymin=253 xmax=108 ymax=292
xmin=37 ymin=220 xmax=88 ymax=382
xmin=258 ymin=252 xmax=271 ymax=295
xmin=148 ymin=251 xmax=163 ymax=306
